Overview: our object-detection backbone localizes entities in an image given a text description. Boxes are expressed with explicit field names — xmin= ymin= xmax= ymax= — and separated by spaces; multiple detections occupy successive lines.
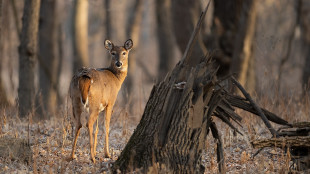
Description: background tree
xmin=156 ymin=0 xmax=175 ymax=81
xmin=230 ymin=0 xmax=257 ymax=95
xmin=171 ymin=0 xmax=208 ymax=66
xmin=18 ymin=0 xmax=41 ymax=118
xmin=0 ymin=0 xmax=9 ymax=107
xmin=124 ymin=0 xmax=143 ymax=114
xmin=72 ymin=0 xmax=88 ymax=73
xmin=38 ymin=0 xmax=60 ymax=117
xmin=301 ymin=0 xmax=310 ymax=93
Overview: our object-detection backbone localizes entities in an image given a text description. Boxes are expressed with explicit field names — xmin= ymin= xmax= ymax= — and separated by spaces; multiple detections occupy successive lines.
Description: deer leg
xmin=71 ymin=106 xmax=82 ymax=160
xmin=94 ymin=117 xmax=99 ymax=156
xmin=104 ymin=106 xmax=112 ymax=158
xmin=87 ymin=111 xmax=98 ymax=163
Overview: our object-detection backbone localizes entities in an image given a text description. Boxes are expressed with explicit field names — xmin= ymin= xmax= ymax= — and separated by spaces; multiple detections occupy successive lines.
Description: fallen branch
xmin=252 ymin=136 xmax=310 ymax=149
xmin=231 ymin=77 xmax=279 ymax=137
xmin=225 ymin=94 xmax=290 ymax=126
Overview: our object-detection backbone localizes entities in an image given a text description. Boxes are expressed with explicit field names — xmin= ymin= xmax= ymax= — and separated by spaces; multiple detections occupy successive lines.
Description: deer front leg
xmin=87 ymin=111 xmax=99 ymax=163
xmin=104 ymin=106 xmax=112 ymax=158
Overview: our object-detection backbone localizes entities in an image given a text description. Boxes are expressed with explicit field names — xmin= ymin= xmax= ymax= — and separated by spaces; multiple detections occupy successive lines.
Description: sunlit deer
xmin=69 ymin=39 xmax=133 ymax=163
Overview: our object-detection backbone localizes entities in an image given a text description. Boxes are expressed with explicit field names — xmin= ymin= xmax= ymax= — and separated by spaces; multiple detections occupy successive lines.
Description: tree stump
xmin=113 ymin=57 xmax=223 ymax=173
xmin=112 ymin=1 xmax=289 ymax=172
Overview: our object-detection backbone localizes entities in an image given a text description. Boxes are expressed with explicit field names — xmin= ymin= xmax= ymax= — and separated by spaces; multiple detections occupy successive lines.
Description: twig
xmin=231 ymin=76 xmax=279 ymax=137
xmin=251 ymin=147 xmax=264 ymax=159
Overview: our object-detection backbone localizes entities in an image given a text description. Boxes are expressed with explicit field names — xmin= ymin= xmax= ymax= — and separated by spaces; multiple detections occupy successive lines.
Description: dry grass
xmin=0 ymin=91 xmax=309 ymax=173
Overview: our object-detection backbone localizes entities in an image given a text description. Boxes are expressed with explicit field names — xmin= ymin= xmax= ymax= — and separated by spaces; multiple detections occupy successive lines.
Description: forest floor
xmin=0 ymin=94 xmax=309 ymax=173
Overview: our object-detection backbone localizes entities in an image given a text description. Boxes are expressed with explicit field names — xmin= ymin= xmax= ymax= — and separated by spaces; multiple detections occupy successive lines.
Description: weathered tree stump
xmin=112 ymin=2 xmax=290 ymax=173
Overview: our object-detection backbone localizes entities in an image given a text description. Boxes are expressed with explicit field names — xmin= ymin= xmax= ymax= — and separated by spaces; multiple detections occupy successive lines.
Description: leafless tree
xmin=230 ymin=0 xmax=257 ymax=95
xmin=125 ymin=0 xmax=143 ymax=112
xmin=171 ymin=0 xmax=208 ymax=66
xmin=72 ymin=0 xmax=88 ymax=73
xmin=156 ymin=0 xmax=175 ymax=81
xmin=301 ymin=0 xmax=310 ymax=93
xmin=38 ymin=0 xmax=60 ymax=117
xmin=0 ymin=0 xmax=9 ymax=107
xmin=18 ymin=0 xmax=41 ymax=118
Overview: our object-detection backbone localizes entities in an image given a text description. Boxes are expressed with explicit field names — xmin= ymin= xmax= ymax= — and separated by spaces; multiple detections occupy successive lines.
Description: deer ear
xmin=104 ymin=39 xmax=114 ymax=51
xmin=124 ymin=39 xmax=133 ymax=51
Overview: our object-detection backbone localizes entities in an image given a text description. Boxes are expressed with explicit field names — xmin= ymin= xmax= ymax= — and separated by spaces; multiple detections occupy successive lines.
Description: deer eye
xmin=122 ymin=52 xmax=126 ymax=55
xmin=111 ymin=52 xmax=116 ymax=56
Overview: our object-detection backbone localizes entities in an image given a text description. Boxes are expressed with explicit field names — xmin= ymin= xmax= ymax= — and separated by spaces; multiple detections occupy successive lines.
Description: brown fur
xmin=69 ymin=39 xmax=133 ymax=163
xmin=78 ymin=76 xmax=91 ymax=104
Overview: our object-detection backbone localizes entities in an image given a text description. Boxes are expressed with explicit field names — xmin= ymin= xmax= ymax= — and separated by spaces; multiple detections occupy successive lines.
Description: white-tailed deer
xmin=69 ymin=39 xmax=133 ymax=163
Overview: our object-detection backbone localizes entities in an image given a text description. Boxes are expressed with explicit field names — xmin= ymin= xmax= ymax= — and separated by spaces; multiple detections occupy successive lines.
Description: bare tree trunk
xmin=72 ymin=0 xmax=88 ymax=73
xmin=38 ymin=0 xmax=60 ymax=117
xmin=124 ymin=0 xmax=143 ymax=114
xmin=301 ymin=0 xmax=310 ymax=93
xmin=0 ymin=0 xmax=9 ymax=107
xmin=156 ymin=0 xmax=175 ymax=81
xmin=207 ymin=1 xmax=243 ymax=77
xmin=171 ymin=0 xmax=208 ymax=66
xmin=18 ymin=0 xmax=41 ymax=118
xmin=230 ymin=0 xmax=257 ymax=95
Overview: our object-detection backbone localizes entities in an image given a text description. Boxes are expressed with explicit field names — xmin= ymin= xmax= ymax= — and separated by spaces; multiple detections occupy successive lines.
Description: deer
xmin=69 ymin=39 xmax=133 ymax=163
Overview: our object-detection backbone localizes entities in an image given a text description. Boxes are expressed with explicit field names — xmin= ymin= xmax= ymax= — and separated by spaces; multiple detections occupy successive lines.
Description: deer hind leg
xmin=71 ymin=105 xmax=82 ymax=160
xmin=94 ymin=117 xmax=99 ymax=156
xmin=104 ymin=106 xmax=112 ymax=158
xmin=87 ymin=111 xmax=99 ymax=163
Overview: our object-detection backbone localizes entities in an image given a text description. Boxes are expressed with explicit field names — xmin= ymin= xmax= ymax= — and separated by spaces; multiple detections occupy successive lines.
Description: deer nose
xmin=115 ymin=61 xmax=122 ymax=68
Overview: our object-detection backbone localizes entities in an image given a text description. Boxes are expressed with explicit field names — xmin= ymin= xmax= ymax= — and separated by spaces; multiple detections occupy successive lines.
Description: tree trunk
xmin=156 ymin=0 xmax=175 ymax=81
xmin=38 ymin=0 xmax=60 ymax=117
xmin=230 ymin=0 xmax=257 ymax=95
xmin=18 ymin=0 xmax=41 ymax=118
xmin=124 ymin=0 xmax=143 ymax=114
xmin=72 ymin=0 xmax=88 ymax=73
xmin=113 ymin=57 xmax=217 ymax=173
xmin=301 ymin=0 xmax=310 ymax=93
xmin=0 ymin=0 xmax=9 ymax=107
xmin=112 ymin=3 xmax=290 ymax=172
xmin=171 ymin=0 xmax=208 ymax=66
xmin=113 ymin=4 xmax=223 ymax=172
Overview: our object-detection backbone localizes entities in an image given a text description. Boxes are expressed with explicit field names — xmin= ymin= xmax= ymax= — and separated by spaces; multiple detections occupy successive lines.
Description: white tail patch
xmin=99 ymin=103 xmax=106 ymax=112
xmin=82 ymin=96 xmax=89 ymax=113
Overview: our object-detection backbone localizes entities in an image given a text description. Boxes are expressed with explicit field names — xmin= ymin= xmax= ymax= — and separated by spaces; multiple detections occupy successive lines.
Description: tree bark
xmin=0 ymin=0 xmax=9 ymax=107
xmin=113 ymin=58 xmax=217 ymax=173
xmin=72 ymin=0 xmax=88 ymax=73
xmin=301 ymin=0 xmax=310 ymax=93
xmin=229 ymin=0 xmax=257 ymax=95
xmin=18 ymin=0 xmax=41 ymax=118
xmin=38 ymin=0 xmax=60 ymax=117
xmin=124 ymin=0 xmax=143 ymax=114
xmin=156 ymin=0 xmax=175 ymax=81
xmin=171 ymin=0 xmax=208 ymax=66
xmin=113 ymin=4 xmax=224 ymax=172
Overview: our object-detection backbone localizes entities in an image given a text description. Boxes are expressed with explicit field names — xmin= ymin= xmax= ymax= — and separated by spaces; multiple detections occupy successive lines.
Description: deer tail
xmin=78 ymin=75 xmax=91 ymax=105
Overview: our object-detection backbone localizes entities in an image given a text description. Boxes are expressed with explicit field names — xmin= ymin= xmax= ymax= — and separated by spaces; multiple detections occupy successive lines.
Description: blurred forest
xmin=0 ymin=0 xmax=309 ymax=119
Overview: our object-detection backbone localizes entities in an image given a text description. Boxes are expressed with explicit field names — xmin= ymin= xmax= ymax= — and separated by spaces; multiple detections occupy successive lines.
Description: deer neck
xmin=107 ymin=66 xmax=128 ymax=84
